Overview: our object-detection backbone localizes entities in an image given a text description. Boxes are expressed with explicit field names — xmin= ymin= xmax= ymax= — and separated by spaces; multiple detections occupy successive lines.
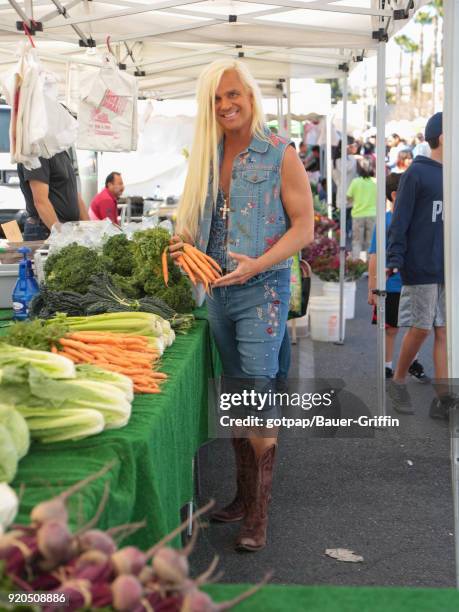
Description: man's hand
xmin=386 ymin=267 xmax=399 ymax=278
xmin=212 ymin=252 xmax=262 ymax=287
xmin=169 ymin=234 xmax=194 ymax=261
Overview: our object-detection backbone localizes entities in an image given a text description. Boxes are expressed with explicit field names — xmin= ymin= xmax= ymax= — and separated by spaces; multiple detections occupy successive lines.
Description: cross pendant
xmin=221 ymin=198 xmax=232 ymax=220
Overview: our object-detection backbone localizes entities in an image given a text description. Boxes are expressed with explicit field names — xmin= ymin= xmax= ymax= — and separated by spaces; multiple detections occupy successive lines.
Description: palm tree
xmin=395 ymin=35 xmax=420 ymax=115
xmin=414 ymin=10 xmax=433 ymax=114
xmin=394 ymin=36 xmax=405 ymax=105
xmin=429 ymin=0 xmax=443 ymax=113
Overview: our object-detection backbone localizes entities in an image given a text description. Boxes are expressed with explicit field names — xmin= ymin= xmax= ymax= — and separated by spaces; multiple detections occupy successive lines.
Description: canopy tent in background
xmin=97 ymin=105 xmax=194 ymax=198
xmin=0 ymin=0 xmax=428 ymax=103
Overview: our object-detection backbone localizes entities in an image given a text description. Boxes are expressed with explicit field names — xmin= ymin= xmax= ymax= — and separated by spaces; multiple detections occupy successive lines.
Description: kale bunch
xmin=143 ymin=275 xmax=195 ymax=313
xmin=102 ymin=234 xmax=135 ymax=277
xmin=44 ymin=243 xmax=107 ymax=294
xmin=130 ymin=227 xmax=195 ymax=312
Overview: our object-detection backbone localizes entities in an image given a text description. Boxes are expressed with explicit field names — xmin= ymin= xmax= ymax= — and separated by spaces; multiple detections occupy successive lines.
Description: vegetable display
xmin=102 ymin=234 xmax=135 ymax=277
xmin=41 ymin=229 xmax=197 ymax=315
xmin=0 ymin=343 xmax=133 ymax=444
xmin=0 ymin=400 xmax=30 ymax=483
xmin=46 ymin=312 xmax=175 ymax=355
xmin=44 ymin=244 xmax=108 ymax=295
xmin=83 ymin=274 xmax=194 ymax=333
xmin=4 ymin=319 xmax=70 ymax=352
xmin=130 ymin=229 xmax=195 ymax=313
xmin=54 ymin=332 xmax=167 ymax=394
xmin=0 ymin=465 xmax=268 ymax=611
xmin=29 ymin=286 xmax=86 ymax=319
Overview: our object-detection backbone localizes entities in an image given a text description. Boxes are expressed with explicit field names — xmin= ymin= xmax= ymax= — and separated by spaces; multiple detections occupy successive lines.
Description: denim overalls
xmin=197 ymin=129 xmax=292 ymax=384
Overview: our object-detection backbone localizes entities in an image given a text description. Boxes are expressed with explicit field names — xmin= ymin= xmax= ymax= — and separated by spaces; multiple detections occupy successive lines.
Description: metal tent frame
xmin=3 ymin=0 xmax=458 ymax=587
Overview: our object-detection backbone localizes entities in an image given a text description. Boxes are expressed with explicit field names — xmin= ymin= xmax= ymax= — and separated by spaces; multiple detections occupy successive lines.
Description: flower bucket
xmin=322 ymin=280 xmax=356 ymax=319
xmin=309 ymin=296 xmax=343 ymax=342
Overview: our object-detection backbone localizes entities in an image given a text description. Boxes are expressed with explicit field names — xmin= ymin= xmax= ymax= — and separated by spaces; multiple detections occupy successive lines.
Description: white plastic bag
xmin=77 ymin=54 xmax=138 ymax=152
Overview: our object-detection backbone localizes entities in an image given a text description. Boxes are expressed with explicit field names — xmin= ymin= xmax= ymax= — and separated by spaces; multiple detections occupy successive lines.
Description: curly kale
xmin=132 ymin=227 xmax=171 ymax=277
xmin=111 ymin=273 xmax=143 ymax=299
xmin=143 ymin=274 xmax=195 ymax=313
xmin=102 ymin=234 xmax=135 ymax=277
xmin=44 ymin=243 xmax=107 ymax=294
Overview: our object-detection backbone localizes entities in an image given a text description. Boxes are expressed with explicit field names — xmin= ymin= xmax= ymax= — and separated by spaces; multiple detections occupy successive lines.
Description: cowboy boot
xmin=210 ymin=437 xmax=251 ymax=522
xmin=235 ymin=443 xmax=276 ymax=552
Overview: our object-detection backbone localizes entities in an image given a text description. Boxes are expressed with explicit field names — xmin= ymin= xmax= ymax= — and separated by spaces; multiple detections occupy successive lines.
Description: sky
xmin=349 ymin=7 xmax=441 ymax=90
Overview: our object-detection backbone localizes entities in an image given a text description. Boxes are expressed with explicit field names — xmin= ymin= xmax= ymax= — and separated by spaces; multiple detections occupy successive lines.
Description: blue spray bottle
xmin=12 ymin=247 xmax=40 ymax=320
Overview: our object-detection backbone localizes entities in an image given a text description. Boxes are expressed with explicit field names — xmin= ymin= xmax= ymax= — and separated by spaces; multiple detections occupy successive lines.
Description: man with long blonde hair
xmin=170 ymin=59 xmax=314 ymax=551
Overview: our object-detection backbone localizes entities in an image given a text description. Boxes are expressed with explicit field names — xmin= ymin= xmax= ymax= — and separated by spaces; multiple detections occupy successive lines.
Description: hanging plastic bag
xmin=77 ymin=54 xmax=138 ymax=152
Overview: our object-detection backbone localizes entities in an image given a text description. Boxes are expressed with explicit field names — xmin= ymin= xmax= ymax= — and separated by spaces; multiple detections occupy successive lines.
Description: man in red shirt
xmin=89 ymin=172 xmax=124 ymax=224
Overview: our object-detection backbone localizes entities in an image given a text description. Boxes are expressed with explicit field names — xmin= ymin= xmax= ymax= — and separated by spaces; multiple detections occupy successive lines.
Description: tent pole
xmin=375 ymin=38 xmax=387 ymax=419
xmin=337 ymin=70 xmax=348 ymax=345
xmin=443 ymin=0 xmax=459 ymax=589
xmin=286 ymin=78 xmax=291 ymax=137
xmin=326 ymin=112 xmax=333 ymax=222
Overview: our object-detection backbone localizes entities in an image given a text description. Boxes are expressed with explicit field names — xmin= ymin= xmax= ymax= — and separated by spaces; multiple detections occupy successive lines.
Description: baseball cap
xmin=425 ymin=112 xmax=442 ymax=140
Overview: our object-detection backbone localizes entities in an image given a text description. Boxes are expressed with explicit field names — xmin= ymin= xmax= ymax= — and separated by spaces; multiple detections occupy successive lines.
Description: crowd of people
xmin=295 ymin=113 xmax=446 ymax=418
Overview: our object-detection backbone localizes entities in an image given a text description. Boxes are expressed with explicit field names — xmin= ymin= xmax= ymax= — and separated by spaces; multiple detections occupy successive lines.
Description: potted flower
xmin=310 ymin=254 xmax=366 ymax=319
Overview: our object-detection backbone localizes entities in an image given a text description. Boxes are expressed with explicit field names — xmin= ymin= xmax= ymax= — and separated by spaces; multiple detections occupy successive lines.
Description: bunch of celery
xmin=0 ymin=343 xmax=133 ymax=445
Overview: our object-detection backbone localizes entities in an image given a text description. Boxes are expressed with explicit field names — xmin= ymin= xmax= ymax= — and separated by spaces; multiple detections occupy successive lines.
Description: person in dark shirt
xmin=17 ymin=150 xmax=88 ymax=241
xmin=386 ymin=112 xmax=446 ymax=416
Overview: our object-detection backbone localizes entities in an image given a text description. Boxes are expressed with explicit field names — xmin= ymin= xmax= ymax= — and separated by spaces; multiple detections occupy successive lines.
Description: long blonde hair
xmin=176 ymin=59 xmax=267 ymax=238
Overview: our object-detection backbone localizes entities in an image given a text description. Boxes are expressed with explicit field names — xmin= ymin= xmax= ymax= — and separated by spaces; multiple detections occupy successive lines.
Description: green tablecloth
xmin=7 ymin=317 xmax=221 ymax=549
xmin=205 ymin=584 xmax=459 ymax=612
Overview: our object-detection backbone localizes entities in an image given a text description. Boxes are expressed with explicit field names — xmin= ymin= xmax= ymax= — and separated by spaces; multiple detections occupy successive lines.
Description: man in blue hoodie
xmin=386 ymin=112 xmax=446 ymax=415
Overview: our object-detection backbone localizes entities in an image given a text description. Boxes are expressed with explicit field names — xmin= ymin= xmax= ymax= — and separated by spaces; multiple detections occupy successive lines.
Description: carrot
xmin=162 ymin=247 xmax=169 ymax=286
xmin=181 ymin=253 xmax=210 ymax=286
xmin=177 ymin=255 xmax=197 ymax=285
xmin=134 ymin=386 xmax=161 ymax=394
xmin=50 ymin=344 xmax=58 ymax=354
xmin=67 ymin=333 xmax=124 ymax=346
xmin=189 ymin=247 xmax=222 ymax=275
xmin=149 ymin=372 xmax=168 ymax=379
xmin=183 ymin=244 xmax=216 ymax=277
xmin=199 ymin=251 xmax=223 ymax=273
xmin=61 ymin=347 xmax=91 ymax=363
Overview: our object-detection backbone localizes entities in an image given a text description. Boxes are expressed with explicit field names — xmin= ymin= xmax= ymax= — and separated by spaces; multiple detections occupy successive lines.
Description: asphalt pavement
xmin=191 ymin=279 xmax=455 ymax=588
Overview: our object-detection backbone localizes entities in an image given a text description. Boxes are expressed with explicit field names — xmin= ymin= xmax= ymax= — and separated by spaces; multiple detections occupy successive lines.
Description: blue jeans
xmin=277 ymin=326 xmax=291 ymax=380
xmin=23 ymin=218 xmax=50 ymax=241
xmin=206 ymin=269 xmax=291 ymax=381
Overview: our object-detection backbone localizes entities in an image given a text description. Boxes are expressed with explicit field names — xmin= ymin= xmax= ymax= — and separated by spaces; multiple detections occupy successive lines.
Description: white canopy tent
xmin=2 ymin=0 xmax=459 ymax=586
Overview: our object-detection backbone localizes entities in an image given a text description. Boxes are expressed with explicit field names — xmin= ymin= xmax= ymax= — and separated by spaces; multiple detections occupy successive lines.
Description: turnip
xmin=112 ymin=574 xmax=143 ymax=611
xmin=37 ymin=520 xmax=74 ymax=566
xmin=138 ymin=565 xmax=155 ymax=585
xmin=30 ymin=461 xmax=115 ymax=527
xmin=77 ymin=529 xmax=116 ymax=555
xmin=152 ymin=547 xmax=189 ymax=586
xmin=111 ymin=546 xmax=147 ymax=576
xmin=75 ymin=549 xmax=109 ymax=569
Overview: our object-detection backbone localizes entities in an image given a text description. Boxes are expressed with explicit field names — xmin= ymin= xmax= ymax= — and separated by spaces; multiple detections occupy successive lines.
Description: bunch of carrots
xmin=162 ymin=244 xmax=222 ymax=293
xmin=52 ymin=331 xmax=167 ymax=394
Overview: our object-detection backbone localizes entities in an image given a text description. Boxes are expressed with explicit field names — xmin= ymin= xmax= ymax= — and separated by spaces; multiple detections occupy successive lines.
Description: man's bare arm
xmin=29 ymin=180 xmax=59 ymax=229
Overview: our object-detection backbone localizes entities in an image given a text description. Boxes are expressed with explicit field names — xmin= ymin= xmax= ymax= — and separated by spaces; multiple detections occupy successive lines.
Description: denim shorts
xmin=398 ymin=283 xmax=446 ymax=329
xmin=23 ymin=217 xmax=50 ymax=241
xmin=206 ymin=268 xmax=291 ymax=380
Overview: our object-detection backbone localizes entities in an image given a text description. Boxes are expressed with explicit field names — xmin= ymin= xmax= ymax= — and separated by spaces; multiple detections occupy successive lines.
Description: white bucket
xmin=322 ymin=281 xmax=357 ymax=319
xmin=308 ymin=296 xmax=342 ymax=342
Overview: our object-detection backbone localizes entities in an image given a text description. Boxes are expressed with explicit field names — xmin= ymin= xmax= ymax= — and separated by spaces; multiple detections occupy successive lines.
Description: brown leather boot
xmin=210 ymin=438 xmax=250 ymax=523
xmin=235 ymin=443 xmax=276 ymax=552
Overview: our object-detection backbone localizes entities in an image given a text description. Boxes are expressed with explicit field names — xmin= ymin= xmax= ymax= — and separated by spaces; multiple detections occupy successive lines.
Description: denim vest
xmin=196 ymin=128 xmax=292 ymax=272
